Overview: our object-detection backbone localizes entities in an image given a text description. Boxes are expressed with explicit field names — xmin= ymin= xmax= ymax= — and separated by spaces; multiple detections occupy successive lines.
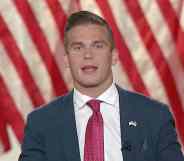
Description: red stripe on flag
xmin=46 ymin=0 xmax=67 ymax=40
xmin=0 ymin=14 xmax=45 ymax=106
xmin=124 ymin=0 xmax=184 ymax=144
xmin=95 ymin=0 xmax=149 ymax=95
xmin=68 ymin=0 xmax=81 ymax=14
xmin=13 ymin=0 xmax=68 ymax=96
xmin=124 ymin=0 xmax=183 ymax=109
xmin=0 ymin=106 xmax=10 ymax=151
xmin=157 ymin=0 xmax=181 ymax=42
xmin=157 ymin=0 xmax=184 ymax=69
xmin=0 ymin=76 xmax=25 ymax=146
xmin=176 ymin=30 xmax=184 ymax=72
xmin=46 ymin=0 xmax=81 ymax=41
xmin=74 ymin=0 xmax=81 ymax=10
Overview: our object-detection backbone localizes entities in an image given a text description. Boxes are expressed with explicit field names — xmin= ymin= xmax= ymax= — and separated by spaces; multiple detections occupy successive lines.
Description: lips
xmin=81 ymin=65 xmax=98 ymax=72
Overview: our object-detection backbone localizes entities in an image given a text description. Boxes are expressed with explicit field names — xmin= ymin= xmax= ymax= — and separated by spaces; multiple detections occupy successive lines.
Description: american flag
xmin=0 ymin=0 xmax=184 ymax=158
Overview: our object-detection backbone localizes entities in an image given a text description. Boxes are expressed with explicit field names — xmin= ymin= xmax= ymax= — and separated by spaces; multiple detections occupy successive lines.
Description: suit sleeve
xmin=156 ymin=109 xmax=184 ymax=161
xmin=18 ymin=113 xmax=46 ymax=161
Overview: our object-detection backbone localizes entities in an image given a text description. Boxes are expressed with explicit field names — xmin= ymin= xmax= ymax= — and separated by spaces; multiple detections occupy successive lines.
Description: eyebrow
xmin=69 ymin=42 xmax=84 ymax=47
xmin=69 ymin=40 xmax=108 ymax=46
xmin=93 ymin=40 xmax=108 ymax=45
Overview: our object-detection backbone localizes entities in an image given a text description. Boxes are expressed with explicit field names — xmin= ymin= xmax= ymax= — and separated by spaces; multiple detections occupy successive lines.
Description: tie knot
xmin=87 ymin=99 xmax=101 ymax=112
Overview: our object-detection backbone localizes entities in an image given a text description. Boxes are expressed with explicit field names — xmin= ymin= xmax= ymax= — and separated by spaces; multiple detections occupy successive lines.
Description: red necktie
xmin=84 ymin=99 xmax=104 ymax=161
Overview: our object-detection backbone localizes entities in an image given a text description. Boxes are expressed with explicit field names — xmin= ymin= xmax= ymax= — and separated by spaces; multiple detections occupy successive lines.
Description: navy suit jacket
xmin=19 ymin=86 xmax=184 ymax=161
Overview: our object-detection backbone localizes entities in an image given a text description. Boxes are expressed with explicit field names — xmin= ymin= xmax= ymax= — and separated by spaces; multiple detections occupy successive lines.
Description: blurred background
xmin=0 ymin=0 xmax=184 ymax=160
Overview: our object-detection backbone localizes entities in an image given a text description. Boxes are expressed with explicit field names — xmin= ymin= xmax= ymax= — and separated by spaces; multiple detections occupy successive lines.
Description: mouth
xmin=81 ymin=65 xmax=98 ymax=73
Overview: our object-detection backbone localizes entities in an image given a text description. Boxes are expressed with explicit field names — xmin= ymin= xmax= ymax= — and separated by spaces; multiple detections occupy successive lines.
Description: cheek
xmin=100 ymin=54 xmax=113 ymax=67
xmin=98 ymin=57 xmax=113 ymax=75
xmin=68 ymin=56 xmax=79 ymax=67
xmin=68 ymin=58 xmax=81 ymax=73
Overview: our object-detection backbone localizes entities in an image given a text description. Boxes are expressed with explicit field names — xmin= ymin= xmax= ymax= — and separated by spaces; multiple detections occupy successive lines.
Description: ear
xmin=112 ymin=49 xmax=118 ymax=66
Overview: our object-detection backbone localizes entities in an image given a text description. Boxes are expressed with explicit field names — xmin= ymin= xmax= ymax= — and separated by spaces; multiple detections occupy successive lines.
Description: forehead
xmin=66 ymin=24 xmax=109 ymax=42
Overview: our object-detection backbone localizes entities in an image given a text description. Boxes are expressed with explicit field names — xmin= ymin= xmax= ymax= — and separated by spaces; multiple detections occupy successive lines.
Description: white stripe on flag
xmin=80 ymin=0 xmax=103 ymax=17
xmin=139 ymin=0 xmax=184 ymax=107
xmin=0 ymin=0 xmax=54 ymax=102
xmin=0 ymin=43 xmax=33 ymax=120
xmin=170 ymin=0 xmax=182 ymax=15
xmin=28 ymin=0 xmax=61 ymax=53
xmin=112 ymin=56 xmax=134 ymax=91
xmin=180 ymin=2 xmax=184 ymax=29
xmin=108 ymin=0 xmax=170 ymax=103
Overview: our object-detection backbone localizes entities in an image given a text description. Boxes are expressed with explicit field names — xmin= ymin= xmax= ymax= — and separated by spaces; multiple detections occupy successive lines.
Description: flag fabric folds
xmin=0 ymin=0 xmax=184 ymax=156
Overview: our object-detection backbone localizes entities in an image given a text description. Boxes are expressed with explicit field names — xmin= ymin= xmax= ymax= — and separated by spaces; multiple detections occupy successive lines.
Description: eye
xmin=96 ymin=43 xmax=103 ymax=48
xmin=73 ymin=45 xmax=82 ymax=50
xmin=93 ymin=41 xmax=106 ymax=49
xmin=68 ymin=43 xmax=84 ymax=54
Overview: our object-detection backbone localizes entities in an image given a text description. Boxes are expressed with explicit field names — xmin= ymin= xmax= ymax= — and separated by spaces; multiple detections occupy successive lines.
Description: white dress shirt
xmin=73 ymin=83 xmax=123 ymax=161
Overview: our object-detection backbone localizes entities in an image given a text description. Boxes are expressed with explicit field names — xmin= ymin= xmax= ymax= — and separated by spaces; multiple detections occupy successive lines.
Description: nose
xmin=83 ymin=46 xmax=93 ymax=59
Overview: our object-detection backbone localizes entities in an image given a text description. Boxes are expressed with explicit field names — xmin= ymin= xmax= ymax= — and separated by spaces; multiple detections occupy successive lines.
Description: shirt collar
xmin=73 ymin=89 xmax=92 ymax=110
xmin=73 ymin=83 xmax=118 ymax=110
xmin=97 ymin=83 xmax=118 ymax=106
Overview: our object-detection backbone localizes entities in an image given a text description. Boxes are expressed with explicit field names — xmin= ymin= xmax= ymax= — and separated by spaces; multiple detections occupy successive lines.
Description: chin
xmin=77 ymin=80 xmax=101 ymax=88
xmin=82 ymin=82 xmax=100 ymax=88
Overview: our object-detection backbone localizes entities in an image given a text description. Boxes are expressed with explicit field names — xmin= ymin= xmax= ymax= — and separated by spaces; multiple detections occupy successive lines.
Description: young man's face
xmin=64 ymin=24 xmax=117 ymax=94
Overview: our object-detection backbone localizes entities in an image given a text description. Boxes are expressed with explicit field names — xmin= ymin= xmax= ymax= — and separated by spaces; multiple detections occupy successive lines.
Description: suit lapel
xmin=117 ymin=86 xmax=146 ymax=161
xmin=56 ymin=91 xmax=81 ymax=161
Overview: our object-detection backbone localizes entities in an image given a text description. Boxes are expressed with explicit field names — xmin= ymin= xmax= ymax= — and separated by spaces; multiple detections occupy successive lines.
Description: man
xmin=19 ymin=11 xmax=184 ymax=161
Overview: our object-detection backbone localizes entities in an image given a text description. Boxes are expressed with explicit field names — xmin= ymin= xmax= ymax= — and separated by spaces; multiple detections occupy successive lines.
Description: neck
xmin=74 ymin=79 xmax=113 ymax=98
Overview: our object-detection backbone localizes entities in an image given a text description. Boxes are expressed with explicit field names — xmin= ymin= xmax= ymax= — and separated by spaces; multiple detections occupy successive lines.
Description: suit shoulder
xmin=27 ymin=91 xmax=73 ymax=123
xmin=118 ymin=87 xmax=172 ymax=119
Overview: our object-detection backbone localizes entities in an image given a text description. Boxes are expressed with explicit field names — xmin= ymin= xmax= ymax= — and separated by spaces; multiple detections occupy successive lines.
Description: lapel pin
xmin=128 ymin=121 xmax=137 ymax=127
